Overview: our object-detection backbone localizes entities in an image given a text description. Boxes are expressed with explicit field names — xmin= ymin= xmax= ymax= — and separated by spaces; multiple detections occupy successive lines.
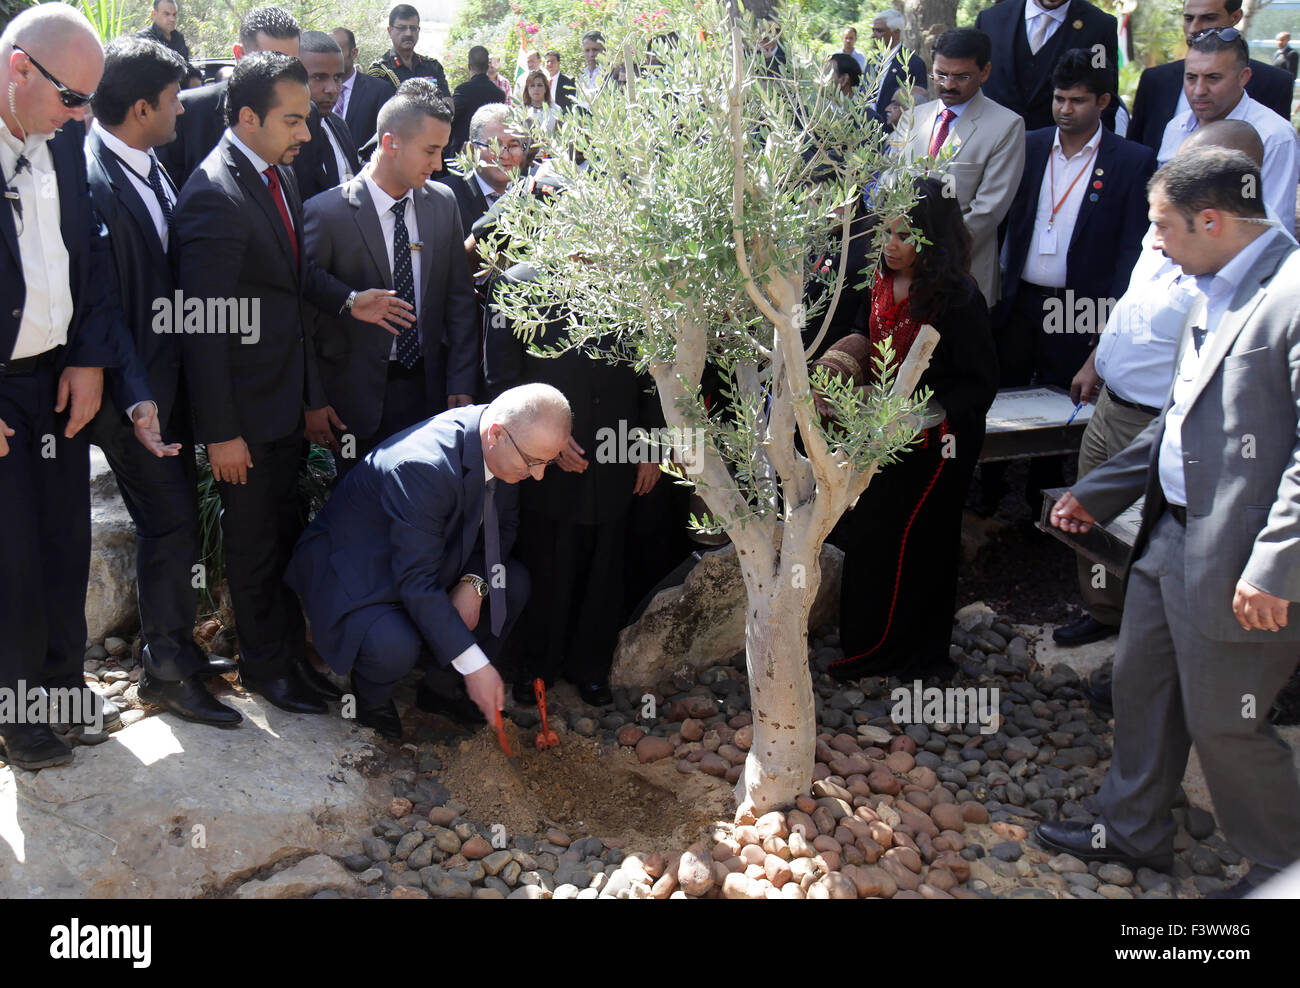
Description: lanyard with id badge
xmin=1040 ymin=141 xmax=1100 ymax=255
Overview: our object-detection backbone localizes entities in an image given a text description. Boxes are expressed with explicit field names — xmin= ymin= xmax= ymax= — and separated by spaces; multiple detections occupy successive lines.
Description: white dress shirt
xmin=226 ymin=128 xmax=295 ymax=231
xmin=449 ymin=457 xmax=497 ymax=676
xmin=91 ymin=118 xmax=174 ymax=251
xmin=3 ymin=119 xmax=73 ymax=361
xmin=578 ymin=64 xmax=603 ymax=99
xmin=335 ymin=68 xmax=355 ymax=119
xmin=1158 ymin=228 xmax=1282 ymax=506
xmin=362 ymin=170 xmax=421 ymax=359
xmin=1025 ymin=0 xmax=1069 ymax=51
xmin=1022 ymin=124 xmax=1104 ymax=287
xmin=1156 ymin=91 xmax=1299 ymax=224
xmin=848 ymin=48 xmax=867 ymax=72
xmin=321 ymin=117 xmax=354 ymax=184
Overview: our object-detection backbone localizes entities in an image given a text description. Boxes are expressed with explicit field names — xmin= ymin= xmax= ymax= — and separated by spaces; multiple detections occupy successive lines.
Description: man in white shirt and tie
xmin=303 ymin=87 xmax=479 ymax=483
xmin=299 ymin=31 xmax=358 ymax=188
xmin=85 ymin=35 xmax=245 ymax=727
xmin=1157 ymin=28 xmax=1298 ymax=232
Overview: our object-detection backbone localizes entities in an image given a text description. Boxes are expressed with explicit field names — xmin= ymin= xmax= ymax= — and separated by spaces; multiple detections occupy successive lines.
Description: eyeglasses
xmin=1191 ymin=26 xmax=1242 ymax=43
xmin=473 ymin=139 xmax=526 ymax=157
xmin=13 ymin=47 xmax=95 ymax=108
xmin=501 ymin=425 xmax=560 ymax=469
xmin=932 ymin=69 xmax=973 ymax=85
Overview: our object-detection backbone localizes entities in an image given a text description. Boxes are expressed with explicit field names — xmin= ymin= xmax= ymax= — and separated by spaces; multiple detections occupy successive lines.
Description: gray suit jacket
xmin=303 ymin=175 xmax=479 ymax=440
xmin=1073 ymin=232 xmax=1300 ymax=642
xmin=895 ymin=89 xmax=1026 ymax=304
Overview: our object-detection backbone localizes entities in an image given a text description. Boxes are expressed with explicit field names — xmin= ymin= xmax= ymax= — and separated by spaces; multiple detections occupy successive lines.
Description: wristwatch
xmin=459 ymin=574 xmax=489 ymax=597
xmin=341 ymin=290 xmax=358 ymax=315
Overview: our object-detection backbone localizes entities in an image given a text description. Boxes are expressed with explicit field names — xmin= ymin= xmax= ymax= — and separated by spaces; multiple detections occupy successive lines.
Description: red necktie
xmin=263 ymin=165 xmax=298 ymax=266
xmin=928 ymin=108 xmax=955 ymax=157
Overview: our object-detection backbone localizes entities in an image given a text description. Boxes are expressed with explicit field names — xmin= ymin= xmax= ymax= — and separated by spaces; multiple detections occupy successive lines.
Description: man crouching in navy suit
xmin=285 ymin=383 xmax=571 ymax=739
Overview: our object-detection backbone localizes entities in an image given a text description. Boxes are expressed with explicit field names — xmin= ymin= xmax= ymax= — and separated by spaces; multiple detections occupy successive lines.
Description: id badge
xmin=1039 ymin=226 xmax=1058 ymax=254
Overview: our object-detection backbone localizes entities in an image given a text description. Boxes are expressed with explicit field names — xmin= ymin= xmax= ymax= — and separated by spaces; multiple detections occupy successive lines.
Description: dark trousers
xmin=984 ymin=283 xmax=1096 ymax=504
xmin=514 ymin=510 xmax=627 ymax=686
xmin=0 ymin=361 xmax=91 ymax=695
xmin=91 ymin=398 xmax=205 ymax=682
xmin=335 ymin=361 xmax=429 ymax=481
xmin=350 ymin=557 xmax=531 ymax=703
xmin=216 ymin=431 xmax=307 ymax=678
xmin=830 ymin=421 xmax=982 ymax=677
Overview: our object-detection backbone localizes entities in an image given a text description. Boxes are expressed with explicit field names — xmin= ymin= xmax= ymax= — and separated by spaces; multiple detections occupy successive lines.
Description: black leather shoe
xmin=512 ymin=676 xmax=542 ymax=706
xmin=239 ymin=671 xmax=328 ymax=714
xmin=416 ymin=680 xmax=484 ymax=724
xmin=0 ymin=724 xmax=73 ymax=770
xmin=351 ymin=677 xmax=403 ymax=740
xmin=1052 ymin=615 xmax=1119 ymax=647
xmin=138 ymin=670 xmax=243 ymax=727
xmin=1034 ymin=820 xmax=1173 ymax=871
xmin=201 ymin=653 xmax=238 ymax=676
xmin=1084 ymin=678 xmax=1113 ymax=713
xmin=577 ymin=681 xmax=612 ymax=706
xmin=294 ymin=657 xmax=344 ymax=700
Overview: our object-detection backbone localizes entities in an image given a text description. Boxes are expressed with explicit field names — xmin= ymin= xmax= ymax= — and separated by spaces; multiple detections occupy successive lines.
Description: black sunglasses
xmin=1191 ymin=26 xmax=1243 ymax=43
xmin=14 ymin=46 xmax=95 ymax=108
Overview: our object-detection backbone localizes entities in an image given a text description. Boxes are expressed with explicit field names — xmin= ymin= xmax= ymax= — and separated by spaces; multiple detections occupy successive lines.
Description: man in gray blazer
xmin=894 ymin=28 xmax=1025 ymax=304
xmin=1042 ymin=147 xmax=1300 ymax=896
xmin=303 ymin=86 xmax=478 ymax=478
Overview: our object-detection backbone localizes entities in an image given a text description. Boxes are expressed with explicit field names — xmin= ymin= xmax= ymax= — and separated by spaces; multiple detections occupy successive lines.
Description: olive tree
xmin=487 ymin=4 xmax=938 ymax=816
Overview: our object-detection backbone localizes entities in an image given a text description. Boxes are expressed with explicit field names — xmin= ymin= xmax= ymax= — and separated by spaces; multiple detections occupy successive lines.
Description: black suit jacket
xmin=84 ymin=127 xmax=179 ymax=420
xmin=451 ymin=72 xmax=507 ymax=154
xmin=871 ymin=48 xmax=928 ymax=118
xmin=1000 ymin=126 xmax=1156 ymax=311
xmin=1 ymin=125 xmax=134 ymax=383
xmin=303 ymin=175 xmax=479 ymax=438
xmin=975 ymin=0 xmax=1118 ymax=132
xmin=156 ymin=79 xmax=226 ymax=184
xmin=436 ymin=169 xmax=491 ymax=235
xmin=291 ymin=106 xmax=358 ymax=202
xmin=1127 ymin=58 xmax=1296 ymax=154
xmin=485 ymin=262 xmax=662 ymax=524
xmin=553 ymin=72 xmax=578 ymax=110
xmin=342 ymin=69 xmax=395 ymax=151
xmin=173 ymin=134 xmax=352 ymax=445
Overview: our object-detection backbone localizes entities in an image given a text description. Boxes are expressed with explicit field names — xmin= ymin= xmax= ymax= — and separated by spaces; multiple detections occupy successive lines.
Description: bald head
xmin=1 ymin=4 xmax=103 ymax=138
xmin=481 ymin=383 xmax=572 ymax=484
xmin=1181 ymin=119 xmax=1265 ymax=168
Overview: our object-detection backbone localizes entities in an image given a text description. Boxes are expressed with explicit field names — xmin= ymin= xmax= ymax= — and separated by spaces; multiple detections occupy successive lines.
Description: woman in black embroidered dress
xmin=817 ymin=177 xmax=999 ymax=681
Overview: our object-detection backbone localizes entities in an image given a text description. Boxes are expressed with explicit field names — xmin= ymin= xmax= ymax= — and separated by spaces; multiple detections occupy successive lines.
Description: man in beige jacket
xmin=894 ymin=28 xmax=1025 ymax=304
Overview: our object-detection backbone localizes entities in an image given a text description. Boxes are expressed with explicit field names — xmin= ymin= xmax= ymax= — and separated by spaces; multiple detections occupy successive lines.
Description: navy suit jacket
xmin=437 ymin=168 xmax=491 ymax=235
xmin=342 ymin=69 xmax=395 ymax=151
xmin=1000 ymin=126 xmax=1156 ymax=312
xmin=285 ymin=404 xmax=520 ymax=673
xmin=1 ymin=124 xmax=135 ymax=382
xmin=871 ymin=48 xmax=928 ymax=119
xmin=1127 ymin=58 xmax=1296 ymax=154
xmin=975 ymin=0 xmax=1118 ymax=132
xmin=84 ymin=126 xmax=178 ymax=420
xmin=295 ymin=108 xmax=360 ymax=202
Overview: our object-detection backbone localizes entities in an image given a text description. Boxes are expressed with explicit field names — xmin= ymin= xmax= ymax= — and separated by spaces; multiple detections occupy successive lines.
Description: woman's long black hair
xmin=890 ymin=175 xmax=974 ymax=323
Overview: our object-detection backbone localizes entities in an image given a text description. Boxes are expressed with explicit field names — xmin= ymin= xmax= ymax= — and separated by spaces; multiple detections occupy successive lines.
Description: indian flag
xmin=1118 ymin=11 xmax=1130 ymax=69
xmin=515 ymin=24 xmax=531 ymax=88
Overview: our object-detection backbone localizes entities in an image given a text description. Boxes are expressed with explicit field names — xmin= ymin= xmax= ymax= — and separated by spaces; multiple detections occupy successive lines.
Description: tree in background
xmin=487 ymin=3 xmax=938 ymax=815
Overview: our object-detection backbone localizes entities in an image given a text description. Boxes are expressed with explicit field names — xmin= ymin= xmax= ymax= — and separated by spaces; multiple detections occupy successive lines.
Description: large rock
xmin=86 ymin=447 xmax=138 ymax=642
xmin=610 ymin=540 xmax=842 ymax=689
xmin=0 ymin=693 xmax=389 ymax=897
xmin=234 ymin=854 xmax=355 ymax=899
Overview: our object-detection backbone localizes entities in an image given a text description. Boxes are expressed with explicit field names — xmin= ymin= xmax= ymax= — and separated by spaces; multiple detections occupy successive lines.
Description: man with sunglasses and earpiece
xmin=285 ymin=383 xmax=571 ymax=740
xmin=1157 ymin=27 xmax=1299 ymax=230
xmin=0 ymin=6 xmax=157 ymax=770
